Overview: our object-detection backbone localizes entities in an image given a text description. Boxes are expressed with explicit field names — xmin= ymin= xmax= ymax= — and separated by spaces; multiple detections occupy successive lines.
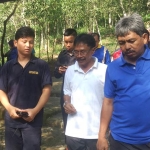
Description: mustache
xmin=124 ymin=50 xmax=135 ymax=54
xmin=76 ymin=58 xmax=85 ymax=61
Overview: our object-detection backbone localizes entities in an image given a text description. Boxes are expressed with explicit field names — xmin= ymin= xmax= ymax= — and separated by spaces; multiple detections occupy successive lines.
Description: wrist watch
xmin=63 ymin=101 xmax=69 ymax=107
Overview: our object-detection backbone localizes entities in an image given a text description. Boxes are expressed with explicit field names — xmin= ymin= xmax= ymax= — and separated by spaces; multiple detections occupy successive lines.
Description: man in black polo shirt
xmin=0 ymin=26 xmax=52 ymax=150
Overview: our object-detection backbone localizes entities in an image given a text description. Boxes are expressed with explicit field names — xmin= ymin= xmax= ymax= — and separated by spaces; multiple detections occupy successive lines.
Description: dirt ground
xmin=0 ymin=113 xmax=66 ymax=150
xmin=41 ymin=112 xmax=66 ymax=150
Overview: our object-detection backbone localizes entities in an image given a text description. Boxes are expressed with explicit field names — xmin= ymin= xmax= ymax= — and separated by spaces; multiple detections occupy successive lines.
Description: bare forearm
xmin=63 ymin=95 xmax=76 ymax=114
xmin=64 ymin=95 xmax=71 ymax=103
xmin=0 ymin=90 xmax=21 ymax=119
xmin=97 ymin=98 xmax=113 ymax=150
xmin=0 ymin=90 xmax=12 ymax=111
xmin=33 ymin=85 xmax=51 ymax=114
xmin=99 ymin=97 xmax=113 ymax=139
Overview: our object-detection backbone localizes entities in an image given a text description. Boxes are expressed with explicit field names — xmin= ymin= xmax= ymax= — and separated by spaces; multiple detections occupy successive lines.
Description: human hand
xmin=96 ymin=137 xmax=109 ymax=150
xmin=20 ymin=109 xmax=36 ymax=122
xmin=63 ymin=102 xmax=76 ymax=114
xmin=16 ymin=111 xmax=29 ymax=118
xmin=58 ymin=66 xmax=68 ymax=74
xmin=7 ymin=106 xmax=22 ymax=119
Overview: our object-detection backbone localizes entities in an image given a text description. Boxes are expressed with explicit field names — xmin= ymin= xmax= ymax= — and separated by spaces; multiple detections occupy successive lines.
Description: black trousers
xmin=109 ymin=134 xmax=150 ymax=150
xmin=60 ymin=96 xmax=68 ymax=131
xmin=5 ymin=126 xmax=41 ymax=150
xmin=66 ymin=136 xmax=97 ymax=150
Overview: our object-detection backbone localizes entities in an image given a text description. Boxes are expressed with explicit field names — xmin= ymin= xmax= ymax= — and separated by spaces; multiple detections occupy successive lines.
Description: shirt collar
xmin=141 ymin=45 xmax=150 ymax=59
xmin=119 ymin=45 xmax=150 ymax=66
xmin=97 ymin=44 xmax=102 ymax=48
xmin=13 ymin=55 xmax=37 ymax=65
xmin=64 ymin=49 xmax=74 ymax=56
xmin=74 ymin=57 xmax=98 ymax=71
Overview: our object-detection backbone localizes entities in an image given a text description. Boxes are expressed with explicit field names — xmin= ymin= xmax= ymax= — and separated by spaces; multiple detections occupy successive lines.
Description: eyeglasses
xmin=73 ymin=50 xmax=90 ymax=56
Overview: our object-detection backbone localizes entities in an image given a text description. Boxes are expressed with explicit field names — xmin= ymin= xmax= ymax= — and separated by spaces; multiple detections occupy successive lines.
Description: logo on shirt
xmin=29 ymin=71 xmax=39 ymax=74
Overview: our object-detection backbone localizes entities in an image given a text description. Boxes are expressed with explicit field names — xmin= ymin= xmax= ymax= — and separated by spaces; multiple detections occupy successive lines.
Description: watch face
xmin=63 ymin=101 xmax=69 ymax=107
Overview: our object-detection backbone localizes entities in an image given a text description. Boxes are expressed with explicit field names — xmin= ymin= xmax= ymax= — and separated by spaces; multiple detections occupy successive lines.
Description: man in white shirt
xmin=63 ymin=33 xmax=107 ymax=150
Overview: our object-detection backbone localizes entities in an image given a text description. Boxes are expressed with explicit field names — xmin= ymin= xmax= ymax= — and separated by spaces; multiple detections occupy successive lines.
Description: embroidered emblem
xmin=29 ymin=71 xmax=38 ymax=74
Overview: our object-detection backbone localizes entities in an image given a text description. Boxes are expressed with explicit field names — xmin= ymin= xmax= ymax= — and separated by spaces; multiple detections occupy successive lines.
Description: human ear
xmin=91 ymin=47 xmax=95 ymax=54
xmin=142 ymin=33 xmax=149 ymax=44
xmin=14 ymin=40 xmax=17 ymax=47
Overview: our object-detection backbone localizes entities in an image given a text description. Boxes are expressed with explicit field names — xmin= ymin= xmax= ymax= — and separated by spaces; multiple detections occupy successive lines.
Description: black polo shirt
xmin=54 ymin=50 xmax=76 ymax=99
xmin=54 ymin=50 xmax=76 ymax=78
xmin=0 ymin=57 xmax=52 ymax=128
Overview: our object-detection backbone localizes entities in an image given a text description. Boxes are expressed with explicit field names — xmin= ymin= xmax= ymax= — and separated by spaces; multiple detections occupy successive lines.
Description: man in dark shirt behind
xmin=54 ymin=28 xmax=77 ymax=131
xmin=4 ymin=39 xmax=18 ymax=61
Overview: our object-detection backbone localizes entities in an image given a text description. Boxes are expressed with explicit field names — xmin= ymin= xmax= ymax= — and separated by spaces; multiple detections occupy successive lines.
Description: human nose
xmin=125 ymin=42 xmax=131 ymax=50
xmin=25 ymin=42 xmax=30 ymax=47
xmin=66 ymin=43 xmax=71 ymax=47
xmin=76 ymin=51 xmax=82 ymax=57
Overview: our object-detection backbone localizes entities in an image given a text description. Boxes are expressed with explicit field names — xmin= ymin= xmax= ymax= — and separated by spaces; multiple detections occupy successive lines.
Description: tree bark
xmin=119 ymin=0 xmax=127 ymax=16
xmin=0 ymin=0 xmax=19 ymax=65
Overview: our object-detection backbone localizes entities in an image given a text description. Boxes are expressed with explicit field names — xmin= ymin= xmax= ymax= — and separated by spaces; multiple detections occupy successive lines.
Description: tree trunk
xmin=0 ymin=1 xmax=19 ymax=65
xmin=119 ymin=0 xmax=127 ymax=16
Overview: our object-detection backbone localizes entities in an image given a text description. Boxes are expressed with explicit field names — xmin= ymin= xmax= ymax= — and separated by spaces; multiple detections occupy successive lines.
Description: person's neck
xmin=67 ymin=50 xmax=73 ymax=56
xmin=80 ymin=57 xmax=95 ymax=73
xmin=18 ymin=54 xmax=31 ymax=68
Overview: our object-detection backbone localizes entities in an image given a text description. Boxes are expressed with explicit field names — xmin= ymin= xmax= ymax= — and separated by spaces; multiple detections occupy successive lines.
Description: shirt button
xmin=133 ymin=67 xmax=136 ymax=69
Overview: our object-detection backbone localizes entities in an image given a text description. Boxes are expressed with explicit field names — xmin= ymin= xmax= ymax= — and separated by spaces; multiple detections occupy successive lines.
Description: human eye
xmin=73 ymin=50 xmax=78 ymax=55
xmin=22 ymin=40 xmax=27 ymax=43
xmin=80 ymin=50 xmax=85 ymax=55
xmin=128 ymin=40 xmax=135 ymax=44
xmin=29 ymin=41 xmax=34 ymax=44
xmin=64 ymin=41 xmax=67 ymax=44
xmin=118 ymin=41 xmax=125 ymax=45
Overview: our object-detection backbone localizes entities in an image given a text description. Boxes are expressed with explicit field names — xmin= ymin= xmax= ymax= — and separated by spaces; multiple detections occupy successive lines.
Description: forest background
xmin=0 ymin=0 xmax=150 ymax=68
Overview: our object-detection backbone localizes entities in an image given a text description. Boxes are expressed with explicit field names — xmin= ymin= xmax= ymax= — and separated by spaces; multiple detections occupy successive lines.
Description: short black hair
xmin=15 ymin=26 xmax=35 ymax=40
xmin=74 ymin=33 xmax=96 ymax=48
xmin=8 ymin=39 xmax=14 ymax=47
xmin=90 ymin=33 xmax=100 ymax=40
xmin=63 ymin=28 xmax=77 ymax=37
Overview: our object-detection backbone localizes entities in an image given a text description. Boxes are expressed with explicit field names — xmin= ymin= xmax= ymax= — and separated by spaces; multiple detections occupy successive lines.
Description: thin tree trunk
xmin=109 ymin=13 xmax=111 ymax=27
xmin=119 ymin=0 xmax=127 ymax=16
xmin=46 ymin=24 xmax=50 ymax=63
xmin=38 ymin=30 xmax=41 ymax=58
xmin=0 ymin=0 xmax=19 ymax=65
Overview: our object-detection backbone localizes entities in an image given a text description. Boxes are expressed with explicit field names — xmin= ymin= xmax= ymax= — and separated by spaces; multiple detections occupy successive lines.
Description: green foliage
xmin=100 ymin=27 xmax=115 ymax=38
xmin=99 ymin=27 xmax=117 ymax=54
xmin=0 ymin=0 xmax=150 ymax=63
xmin=77 ymin=27 xmax=89 ymax=34
xmin=102 ymin=37 xmax=118 ymax=55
